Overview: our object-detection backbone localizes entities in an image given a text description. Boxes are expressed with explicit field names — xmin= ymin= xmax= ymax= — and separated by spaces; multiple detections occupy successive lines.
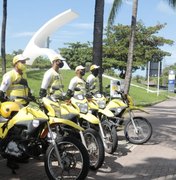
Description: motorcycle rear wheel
xmin=124 ymin=116 xmax=152 ymax=144
xmin=101 ymin=120 xmax=118 ymax=154
xmin=45 ymin=136 xmax=89 ymax=180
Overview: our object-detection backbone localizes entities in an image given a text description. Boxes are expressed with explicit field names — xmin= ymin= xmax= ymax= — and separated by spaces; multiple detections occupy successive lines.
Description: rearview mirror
xmin=74 ymin=87 xmax=81 ymax=91
xmin=52 ymin=85 xmax=64 ymax=91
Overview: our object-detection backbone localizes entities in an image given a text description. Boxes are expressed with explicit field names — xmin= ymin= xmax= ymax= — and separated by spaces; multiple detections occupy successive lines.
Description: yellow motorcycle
xmin=0 ymin=98 xmax=89 ymax=179
xmin=105 ymin=85 xmax=153 ymax=144
xmin=70 ymin=91 xmax=118 ymax=154
xmin=41 ymin=90 xmax=105 ymax=171
xmin=86 ymin=92 xmax=118 ymax=154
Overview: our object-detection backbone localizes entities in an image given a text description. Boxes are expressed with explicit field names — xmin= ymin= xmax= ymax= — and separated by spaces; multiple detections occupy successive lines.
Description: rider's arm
xmin=66 ymin=77 xmax=77 ymax=97
xmin=41 ymin=71 xmax=52 ymax=90
xmin=0 ymin=74 xmax=11 ymax=102
xmin=68 ymin=77 xmax=77 ymax=91
xmin=0 ymin=74 xmax=12 ymax=92
xmin=39 ymin=71 xmax=52 ymax=98
xmin=86 ymin=74 xmax=95 ymax=90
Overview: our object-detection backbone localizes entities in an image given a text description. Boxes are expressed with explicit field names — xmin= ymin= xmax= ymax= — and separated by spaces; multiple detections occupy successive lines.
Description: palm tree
xmin=124 ymin=0 xmax=138 ymax=94
xmin=1 ymin=0 xmax=7 ymax=75
xmin=108 ymin=0 xmax=138 ymax=94
xmin=165 ymin=0 xmax=176 ymax=8
xmin=93 ymin=0 xmax=104 ymax=93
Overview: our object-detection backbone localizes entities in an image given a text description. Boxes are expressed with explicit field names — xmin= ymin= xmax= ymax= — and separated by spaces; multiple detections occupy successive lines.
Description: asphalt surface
xmin=0 ymin=97 xmax=176 ymax=180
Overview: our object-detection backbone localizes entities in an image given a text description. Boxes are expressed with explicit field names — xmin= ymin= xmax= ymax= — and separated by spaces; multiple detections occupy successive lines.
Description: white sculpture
xmin=23 ymin=9 xmax=79 ymax=69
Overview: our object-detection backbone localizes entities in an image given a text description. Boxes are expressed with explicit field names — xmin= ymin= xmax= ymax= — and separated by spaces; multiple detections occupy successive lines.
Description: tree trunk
xmin=124 ymin=0 xmax=138 ymax=94
xmin=1 ymin=0 xmax=7 ymax=75
xmin=93 ymin=0 xmax=104 ymax=93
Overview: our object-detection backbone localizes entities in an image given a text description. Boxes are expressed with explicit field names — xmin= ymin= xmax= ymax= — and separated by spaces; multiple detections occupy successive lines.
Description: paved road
xmin=1 ymin=97 xmax=176 ymax=180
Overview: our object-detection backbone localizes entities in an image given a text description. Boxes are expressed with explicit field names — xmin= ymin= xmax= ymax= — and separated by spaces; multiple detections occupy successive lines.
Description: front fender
xmin=79 ymin=113 xmax=100 ymax=124
xmin=129 ymin=106 xmax=149 ymax=114
xmin=49 ymin=117 xmax=84 ymax=131
xmin=98 ymin=108 xmax=114 ymax=118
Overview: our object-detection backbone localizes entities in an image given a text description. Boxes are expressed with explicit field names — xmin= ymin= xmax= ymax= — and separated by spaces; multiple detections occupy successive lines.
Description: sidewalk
xmin=88 ymin=97 xmax=176 ymax=180
xmin=1 ymin=97 xmax=176 ymax=180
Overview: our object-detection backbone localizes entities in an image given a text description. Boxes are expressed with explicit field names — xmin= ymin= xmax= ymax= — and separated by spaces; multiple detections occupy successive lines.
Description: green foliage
xmin=163 ymin=63 xmax=176 ymax=77
xmin=59 ymin=42 xmax=93 ymax=70
xmin=31 ymin=56 xmax=51 ymax=69
xmin=130 ymin=85 xmax=169 ymax=106
xmin=162 ymin=63 xmax=176 ymax=86
xmin=0 ymin=53 xmax=13 ymax=68
xmin=103 ymin=22 xmax=174 ymax=74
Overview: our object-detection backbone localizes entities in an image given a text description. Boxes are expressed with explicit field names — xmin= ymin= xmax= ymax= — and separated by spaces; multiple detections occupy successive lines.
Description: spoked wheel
xmin=101 ymin=120 xmax=118 ymax=154
xmin=45 ymin=136 xmax=89 ymax=180
xmin=83 ymin=128 xmax=105 ymax=170
xmin=124 ymin=116 xmax=152 ymax=144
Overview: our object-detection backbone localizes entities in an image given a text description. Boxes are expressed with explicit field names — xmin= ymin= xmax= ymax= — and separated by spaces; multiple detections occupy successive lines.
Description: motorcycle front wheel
xmin=83 ymin=128 xmax=105 ymax=170
xmin=45 ymin=136 xmax=89 ymax=180
xmin=124 ymin=116 xmax=152 ymax=144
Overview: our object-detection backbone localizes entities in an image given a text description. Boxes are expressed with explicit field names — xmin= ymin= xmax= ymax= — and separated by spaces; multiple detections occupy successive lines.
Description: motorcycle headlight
xmin=76 ymin=102 xmax=88 ymax=114
xmin=97 ymin=100 xmax=106 ymax=109
xmin=88 ymin=109 xmax=93 ymax=114
xmin=94 ymin=93 xmax=102 ymax=98
xmin=32 ymin=120 xmax=39 ymax=127
xmin=75 ymin=94 xmax=84 ymax=100
xmin=117 ymin=107 xmax=122 ymax=113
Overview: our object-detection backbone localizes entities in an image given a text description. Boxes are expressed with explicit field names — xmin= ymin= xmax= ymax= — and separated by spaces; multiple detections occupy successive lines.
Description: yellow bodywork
xmin=49 ymin=117 xmax=84 ymax=131
xmin=0 ymin=106 xmax=48 ymax=138
xmin=98 ymin=108 xmax=114 ymax=117
xmin=79 ymin=113 xmax=100 ymax=124
xmin=42 ymin=97 xmax=79 ymax=117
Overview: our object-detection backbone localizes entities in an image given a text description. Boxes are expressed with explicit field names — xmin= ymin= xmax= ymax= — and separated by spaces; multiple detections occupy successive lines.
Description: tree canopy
xmin=59 ymin=42 xmax=93 ymax=70
xmin=103 ymin=22 xmax=174 ymax=74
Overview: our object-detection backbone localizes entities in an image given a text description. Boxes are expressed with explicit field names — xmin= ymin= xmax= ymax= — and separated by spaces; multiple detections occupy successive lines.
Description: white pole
xmin=147 ymin=61 xmax=150 ymax=93
xmin=157 ymin=61 xmax=160 ymax=96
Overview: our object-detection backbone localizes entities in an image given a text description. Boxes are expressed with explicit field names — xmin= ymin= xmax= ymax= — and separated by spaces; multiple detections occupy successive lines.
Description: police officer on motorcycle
xmin=39 ymin=53 xmax=65 ymax=98
xmin=0 ymin=54 xmax=33 ymax=170
xmin=86 ymin=64 xmax=100 ymax=93
xmin=66 ymin=65 xmax=86 ymax=97
xmin=0 ymin=54 xmax=33 ymax=106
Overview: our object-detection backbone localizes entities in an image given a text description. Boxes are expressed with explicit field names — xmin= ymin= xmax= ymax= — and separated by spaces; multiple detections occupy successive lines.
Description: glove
xmin=39 ymin=88 xmax=47 ymax=98
xmin=66 ymin=89 xmax=73 ymax=98
xmin=28 ymin=92 xmax=36 ymax=101
xmin=85 ymin=82 xmax=89 ymax=91
xmin=0 ymin=90 xmax=6 ymax=102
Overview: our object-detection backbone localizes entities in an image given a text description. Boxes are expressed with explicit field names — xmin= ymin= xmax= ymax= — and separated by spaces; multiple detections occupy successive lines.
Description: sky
xmin=0 ymin=0 xmax=176 ymax=70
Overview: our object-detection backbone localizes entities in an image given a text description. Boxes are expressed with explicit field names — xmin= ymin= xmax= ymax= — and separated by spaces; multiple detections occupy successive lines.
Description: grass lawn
xmin=0 ymin=69 xmax=175 ymax=106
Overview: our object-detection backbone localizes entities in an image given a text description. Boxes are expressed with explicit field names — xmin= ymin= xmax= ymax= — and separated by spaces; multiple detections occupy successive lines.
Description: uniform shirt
xmin=68 ymin=76 xmax=86 ymax=95
xmin=41 ymin=68 xmax=63 ymax=95
xmin=86 ymin=74 xmax=99 ymax=93
xmin=0 ymin=69 xmax=29 ymax=105
xmin=0 ymin=69 xmax=27 ymax=92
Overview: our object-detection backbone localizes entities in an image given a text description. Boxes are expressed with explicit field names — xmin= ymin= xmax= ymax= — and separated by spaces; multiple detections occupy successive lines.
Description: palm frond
xmin=165 ymin=0 xmax=176 ymax=9
xmin=107 ymin=0 xmax=123 ymax=27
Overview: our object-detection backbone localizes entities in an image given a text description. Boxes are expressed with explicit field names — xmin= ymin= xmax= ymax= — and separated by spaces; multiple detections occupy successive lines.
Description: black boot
xmin=6 ymin=159 xmax=19 ymax=174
